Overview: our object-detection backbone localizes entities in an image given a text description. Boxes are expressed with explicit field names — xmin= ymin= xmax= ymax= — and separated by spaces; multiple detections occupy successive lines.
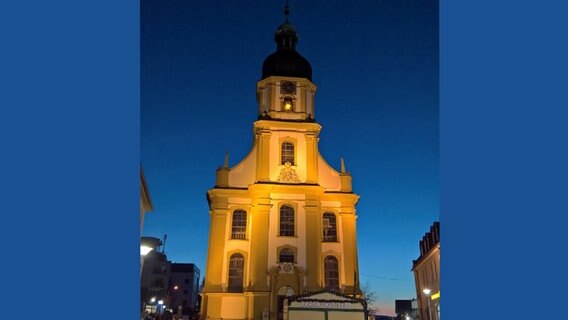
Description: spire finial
xmin=224 ymin=151 xmax=229 ymax=168
xmin=340 ymin=157 xmax=346 ymax=173
xmin=284 ymin=0 xmax=290 ymax=22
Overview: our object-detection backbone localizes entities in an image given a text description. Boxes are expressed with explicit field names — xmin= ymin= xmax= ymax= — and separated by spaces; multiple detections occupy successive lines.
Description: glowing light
xmin=150 ymin=297 xmax=156 ymax=303
xmin=284 ymin=101 xmax=292 ymax=110
xmin=140 ymin=245 xmax=153 ymax=256
xmin=422 ymin=288 xmax=431 ymax=295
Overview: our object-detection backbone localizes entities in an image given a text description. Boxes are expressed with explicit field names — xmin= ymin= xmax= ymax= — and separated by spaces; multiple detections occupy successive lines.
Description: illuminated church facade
xmin=201 ymin=7 xmax=362 ymax=320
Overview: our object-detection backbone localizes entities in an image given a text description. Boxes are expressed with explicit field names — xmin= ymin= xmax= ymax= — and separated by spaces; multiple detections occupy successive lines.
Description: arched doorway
xmin=277 ymin=286 xmax=295 ymax=320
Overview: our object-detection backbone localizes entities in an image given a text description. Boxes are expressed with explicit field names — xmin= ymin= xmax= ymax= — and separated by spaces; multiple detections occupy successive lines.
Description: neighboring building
xmin=141 ymin=237 xmax=171 ymax=313
xmin=140 ymin=165 xmax=153 ymax=232
xmin=140 ymin=167 xmax=154 ymax=278
xmin=412 ymin=222 xmax=440 ymax=320
xmin=411 ymin=299 xmax=418 ymax=315
xmin=169 ymin=263 xmax=201 ymax=316
xmin=395 ymin=299 xmax=418 ymax=320
xmin=200 ymin=5 xmax=362 ymax=320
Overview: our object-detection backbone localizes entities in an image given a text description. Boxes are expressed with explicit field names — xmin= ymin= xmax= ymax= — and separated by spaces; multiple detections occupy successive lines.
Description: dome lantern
xmin=261 ymin=1 xmax=312 ymax=81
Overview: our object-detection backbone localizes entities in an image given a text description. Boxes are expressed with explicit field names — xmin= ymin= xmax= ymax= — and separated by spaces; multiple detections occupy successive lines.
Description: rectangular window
xmin=231 ymin=210 xmax=247 ymax=240
xmin=280 ymin=206 xmax=295 ymax=236
xmin=324 ymin=257 xmax=339 ymax=290
xmin=323 ymin=213 xmax=338 ymax=242
xmin=281 ymin=142 xmax=294 ymax=165
xmin=228 ymin=254 xmax=244 ymax=292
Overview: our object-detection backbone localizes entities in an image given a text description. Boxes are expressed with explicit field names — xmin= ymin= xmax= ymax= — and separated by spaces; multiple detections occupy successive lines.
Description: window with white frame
xmin=281 ymin=141 xmax=294 ymax=165
xmin=231 ymin=210 xmax=247 ymax=240
xmin=323 ymin=212 xmax=337 ymax=242
xmin=279 ymin=205 xmax=295 ymax=236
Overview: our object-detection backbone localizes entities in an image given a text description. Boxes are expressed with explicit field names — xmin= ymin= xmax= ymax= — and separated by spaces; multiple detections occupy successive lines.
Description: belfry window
xmin=279 ymin=205 xmax=295 ymax=236
xmin=324 ymin=256 xmax=339 ymax=290
xmin=281 ymin=142 xmax=294 ymax=165
xmin=283 ymin=97 xmax=293 ymax=111
xmin=279 ymin=248 xmax=294 ymax=263
xmin=231 ymin=210 xmax=247 ymax=240
xmin=228 ymin=253 xmax=244 ymax=292
xmin=323 ymin=213 xmax=338 ymax=242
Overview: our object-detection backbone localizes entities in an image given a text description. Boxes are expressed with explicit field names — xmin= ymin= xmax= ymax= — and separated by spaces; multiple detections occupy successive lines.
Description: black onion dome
xmin=261 ymin=22 xmax=312 ymax=81
xmin=262 ymin=50 xmax=312 ymax=81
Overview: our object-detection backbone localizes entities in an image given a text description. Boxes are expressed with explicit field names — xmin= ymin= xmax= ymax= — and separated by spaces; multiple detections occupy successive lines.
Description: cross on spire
xmin=284 ymin=0 xmax=290 ymax=22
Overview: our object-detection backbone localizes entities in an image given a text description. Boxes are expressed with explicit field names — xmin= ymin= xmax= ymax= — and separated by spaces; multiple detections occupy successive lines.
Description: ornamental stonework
xmin=277 ymin=162 xmax=301 ymax=183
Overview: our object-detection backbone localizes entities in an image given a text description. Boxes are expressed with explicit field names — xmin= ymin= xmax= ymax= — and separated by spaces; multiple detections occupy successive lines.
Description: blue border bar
xmin=1 ymin=1 xmax=139 ymax=318
xmin=442 ymin=0 xmax=568 ymax=318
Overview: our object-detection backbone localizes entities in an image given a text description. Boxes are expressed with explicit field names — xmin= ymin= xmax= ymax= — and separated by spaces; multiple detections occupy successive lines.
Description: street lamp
xmin=145 ymin=296 xmax=156 ymax=314
xmin=422 ymin=288 xmax=432 ymax=320
xmin=141 ymin=245 xmax=153 ymax=256
xmin=166 ymin=284 xmax=180 ymax=315
xmin=140 ymin=245 xmax=154 ymax=277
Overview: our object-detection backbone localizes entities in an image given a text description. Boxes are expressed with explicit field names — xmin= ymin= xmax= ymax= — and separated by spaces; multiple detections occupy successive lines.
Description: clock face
xmin=280 ymin=81 xmax=296 ymax=94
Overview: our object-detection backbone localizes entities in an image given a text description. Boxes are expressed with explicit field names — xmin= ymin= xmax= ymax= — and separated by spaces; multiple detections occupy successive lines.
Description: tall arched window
xmin=323 ymin=212 xmax=337 ymax=242
xmin=228 ymin=253 xmax=244 ymax=292
xmin=324 ymin=256 xmax=339 ymax=290
xmin=279 ymin=205 xmax=295 ymax=236
xmin=281 ymin=142 xmax=294 ymax=165
xmin=279 ymin=248 xmax=294 ymax=263
xmin=231 ymin=210 xmax=247 ymax=240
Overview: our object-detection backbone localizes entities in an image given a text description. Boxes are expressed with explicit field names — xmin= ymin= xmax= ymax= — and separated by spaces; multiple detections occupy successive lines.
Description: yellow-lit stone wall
xmin=201 ymin=76 xmax=360 ymax=320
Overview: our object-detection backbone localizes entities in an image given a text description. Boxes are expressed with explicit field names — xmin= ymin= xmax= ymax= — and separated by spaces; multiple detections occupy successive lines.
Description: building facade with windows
xmin=200 ymin=7 xmax=361 ymax=320
xmin=412 ymin=222 xmax=440 ymax=320
xmin=141 ymin=237 xmax=170 ymax=313
xmin=169 ymin=263 xmax=201 ymax=317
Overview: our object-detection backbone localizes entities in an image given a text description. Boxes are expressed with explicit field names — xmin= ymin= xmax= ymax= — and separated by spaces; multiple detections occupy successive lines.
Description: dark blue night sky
xmin=141 ymin=0 xmax=438 ymax=315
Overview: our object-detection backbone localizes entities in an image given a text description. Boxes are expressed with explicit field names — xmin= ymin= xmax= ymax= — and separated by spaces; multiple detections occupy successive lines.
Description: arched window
xmin=324 ymin=256 xmax=339 ymax=290
xmin=279 ymin=205 xmax=295 ymax=236
xmin=281 ymin=142 xmax=294 ymax=165
xmin=231 ymin=210 xmax=247 ymax=240
xmin=279 ymin=248 xmax=294 ymax=263
xmin=323 ymin=212 xmax=337 ymax=242
xmin=228 ymin=253 xmax=244 ymax=292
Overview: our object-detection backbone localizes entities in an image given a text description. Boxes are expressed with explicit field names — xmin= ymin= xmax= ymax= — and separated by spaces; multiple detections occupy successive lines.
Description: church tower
xmin=201 ymin=5 xmax=361 ymax=320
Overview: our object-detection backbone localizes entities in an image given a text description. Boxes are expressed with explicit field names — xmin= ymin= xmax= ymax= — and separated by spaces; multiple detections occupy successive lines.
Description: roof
xmin=170 ymin=263 xmax=201 ymax=275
